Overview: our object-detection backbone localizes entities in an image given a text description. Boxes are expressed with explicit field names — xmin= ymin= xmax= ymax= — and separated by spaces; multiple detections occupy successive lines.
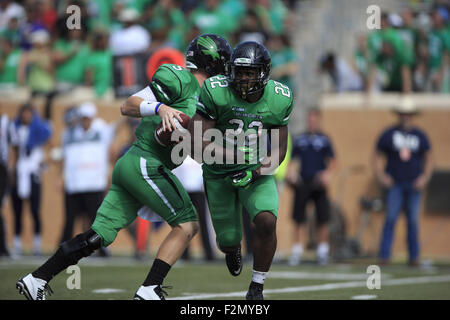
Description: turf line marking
xmin=268 ymin=271 xmax=392 ymax=280
xmin=351 ymin=294 xmax=377 ymax=300
xmin=92 ymin=288 xmax=126 ymax=294
xmin=169 ymin=274 xmax=450 ymax=300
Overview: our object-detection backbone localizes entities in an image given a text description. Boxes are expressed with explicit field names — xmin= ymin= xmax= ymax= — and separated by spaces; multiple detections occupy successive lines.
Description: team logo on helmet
xmin=197 ymin=36 xmax=220 ymax=61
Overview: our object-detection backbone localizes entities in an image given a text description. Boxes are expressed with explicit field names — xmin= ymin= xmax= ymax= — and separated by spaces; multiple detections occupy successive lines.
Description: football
xmin=154 ymin=113 xmax=191 ymax=146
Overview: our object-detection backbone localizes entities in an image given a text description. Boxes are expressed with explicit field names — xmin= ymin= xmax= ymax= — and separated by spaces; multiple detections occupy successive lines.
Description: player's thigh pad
xmin=204 ymin=176 xmax=243 ymax=248
xmin=239 ymin=175 xmax=279 ymax=221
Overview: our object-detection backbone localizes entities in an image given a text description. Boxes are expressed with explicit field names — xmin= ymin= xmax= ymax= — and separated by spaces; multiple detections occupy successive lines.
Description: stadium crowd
xmin=0 ymin=0 xmax=299 ymax=100
xmin=355 ymin=4 xmax=449 ymax=93
xmin=320 ymin=4 xmax=449 ymax=94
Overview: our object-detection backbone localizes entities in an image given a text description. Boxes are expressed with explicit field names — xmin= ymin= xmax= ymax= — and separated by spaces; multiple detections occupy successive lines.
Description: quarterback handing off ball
xmin=154 ymin=113 xmax=191 ymax=146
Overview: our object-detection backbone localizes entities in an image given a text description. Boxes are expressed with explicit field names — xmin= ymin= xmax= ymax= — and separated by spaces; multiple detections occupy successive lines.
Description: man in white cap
xmin=110 ymin=8 xmax=151 ymax=56
xmin=59 ymin=102 xmax=115 ymax=252
xmin=373 ymin=98 xmax=433 ymax=266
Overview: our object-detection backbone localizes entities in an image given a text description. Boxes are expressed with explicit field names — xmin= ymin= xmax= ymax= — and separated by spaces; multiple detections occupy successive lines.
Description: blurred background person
xmin=374 ymin=99 xmax=433 ymax=266
xmin=248 ymin=0 xmax=287 ymax=36
xmin=369 ymin=38 xmax=412 ymax=93
xmin=425 ymin=8 xmax=449 ymax=92
xmin=366 ymin=12 xmax=413 ymax=93
xmin=397 ymin=9 xmax=419 ymax=91
xmin=353 ymin=34 xmax=370 ymax=89
xmin=143 ymin=0 xmax=187 ymax=51
xmin=189 ymin=0 xmax=243 ymax=39
xmin=319 ymin=52 xmax=363 ymax=92
xmin=231 ymin=9 xmax=268 ymax=45
xmin=0 ymin=0 xmax=25 ymax=31
xmin=9 ymin=102 xmax=52 ymax=256
xmin=0 ymin=113 xmax=11 ymax=257
xmin=52 ymin=25 xmax=89 ymax=93
xmin=173 ymin=156 xmax=216 ymax=262
xmin=58 ymin=102 xmax=116 ymax=256
xmin=56 ymin=106 xmax=79 ymax=244
xmin=1 ymin=14 xmax=21 ymax=48
xmin=0 ymin=32 xmax=22 ymax=90
xmin=84 ymin=28 xmax=112 ymax=99
xmin=285 ymin=108 xmax=337 ymax=265
xmin=17 ymin=1 xmax=48 ymax=51
xmin=17 ymin=29 xmax=56 ymax=114
xmin=110 ymin=8 xmax=151 ymax=56
xmin=267 ymin=33 xmax=299 ymax=93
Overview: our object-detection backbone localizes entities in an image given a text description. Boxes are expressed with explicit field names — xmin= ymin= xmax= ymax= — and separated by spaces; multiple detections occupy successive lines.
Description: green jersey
xmin=0 ymin=48 xmax=21 ymax=84
xmin=398 ymin=27 xmax=418 ymax=66
xmin=428 ymin=28 xmax=450 ymax=70
xmin=197 ymin=76 xmax=294 ymax=177
xmin=134 ymin=64 xmax=200 ymax=170
xmin=54 ymin=40 xmax=90 ymax=84
xmin=85 ymin=49 xmax=112 ymax=97
xmin=271 ymin=47 xmax=299 ymax=92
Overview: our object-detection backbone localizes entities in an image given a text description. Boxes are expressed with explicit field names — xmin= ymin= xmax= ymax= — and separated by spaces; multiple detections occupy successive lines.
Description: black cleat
xmin=246 ymin=282 xmax=264 ymax=300
xmin=225 ymin=246 xmax=242 ymax=276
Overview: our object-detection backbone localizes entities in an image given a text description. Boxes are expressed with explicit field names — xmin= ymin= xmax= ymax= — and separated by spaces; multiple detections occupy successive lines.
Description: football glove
xmin=230 ymin=169 xmax=259 ymax=188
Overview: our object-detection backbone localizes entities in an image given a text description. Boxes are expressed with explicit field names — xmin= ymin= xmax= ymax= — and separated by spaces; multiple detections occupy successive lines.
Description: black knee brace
xmin=61 ymin=229 xmax=102 ymax=265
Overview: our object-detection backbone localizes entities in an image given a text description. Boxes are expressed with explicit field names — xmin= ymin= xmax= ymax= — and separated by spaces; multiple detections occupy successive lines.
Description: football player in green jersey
xmin=16 ymin=34 xmax=231 ymax=300
xmin=189 ymin=41 xmax=293 ymax=300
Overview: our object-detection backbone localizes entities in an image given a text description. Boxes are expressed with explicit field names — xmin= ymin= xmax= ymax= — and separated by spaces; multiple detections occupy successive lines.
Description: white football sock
xmin=289 ymin=243 xmax=303 ymax=265
xmin=291 ymin=243 xmax=304 ymax=256
xmin=317 ymin=242 xmax=329 ymax=258
xmin=252 ymin=270 xmax=267 ymax=285
xmin=13 ymin=236 xmax=22 ymax=254
xmin=33 ymin=235 xmax=42 ymax=253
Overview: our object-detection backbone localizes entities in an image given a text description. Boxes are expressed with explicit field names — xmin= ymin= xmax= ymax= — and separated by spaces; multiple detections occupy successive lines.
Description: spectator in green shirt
xmin=231 ymin=9 xmax=269 ymax=45
xmin=398 ymin=9 xmax=419 ymax=68
xmin=87 ymin=0 xmax=115 ymax=30
xmin=53 ymin=28 xmax=90 ymax=90
xmin=367 ymin=13 xmax=412 ymax=93
xmin=367 ymin=12 xmax=390 ymax=64
xmin=189 ymin=0 xmax=237 ymax=38
xmin=0 ymin=35 xmax=21 ymax=87
xmin=85 ymin=30 xmax=112 ymax=98
xmin=353 ymin=34 xmax=369 ymax=88
xmin=267 ymin=34 xmax=299 ymax=93
xmin=144 ymin=0 xmax=187 ymax=51
xmin=249 ymin=0 xmax=288 ymax=35
xmin=426 ymin=9 xmax=449 ymax=92
xmin=370 ymin=39 xmax=412 ymax=92
xmin=1 ymin=15 xmax=20 ymax=47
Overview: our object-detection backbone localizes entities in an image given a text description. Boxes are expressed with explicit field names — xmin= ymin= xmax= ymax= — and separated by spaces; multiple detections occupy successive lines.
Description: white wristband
xmin=139 ymin=100 xmax=159 ymax=116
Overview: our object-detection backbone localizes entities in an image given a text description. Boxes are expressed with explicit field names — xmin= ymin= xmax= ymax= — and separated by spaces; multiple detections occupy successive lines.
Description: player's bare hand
xmin=157 ymin=104 xmax=184 ymax=132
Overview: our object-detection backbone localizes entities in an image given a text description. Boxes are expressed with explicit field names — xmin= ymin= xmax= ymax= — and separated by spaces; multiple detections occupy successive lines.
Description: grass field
xmin=1 ymin=256 xmax=450 ymax=300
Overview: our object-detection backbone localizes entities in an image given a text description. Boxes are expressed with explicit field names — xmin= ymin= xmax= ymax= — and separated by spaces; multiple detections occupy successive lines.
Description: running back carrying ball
xmin=154 ymin=113 xmax=191 ymax=146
